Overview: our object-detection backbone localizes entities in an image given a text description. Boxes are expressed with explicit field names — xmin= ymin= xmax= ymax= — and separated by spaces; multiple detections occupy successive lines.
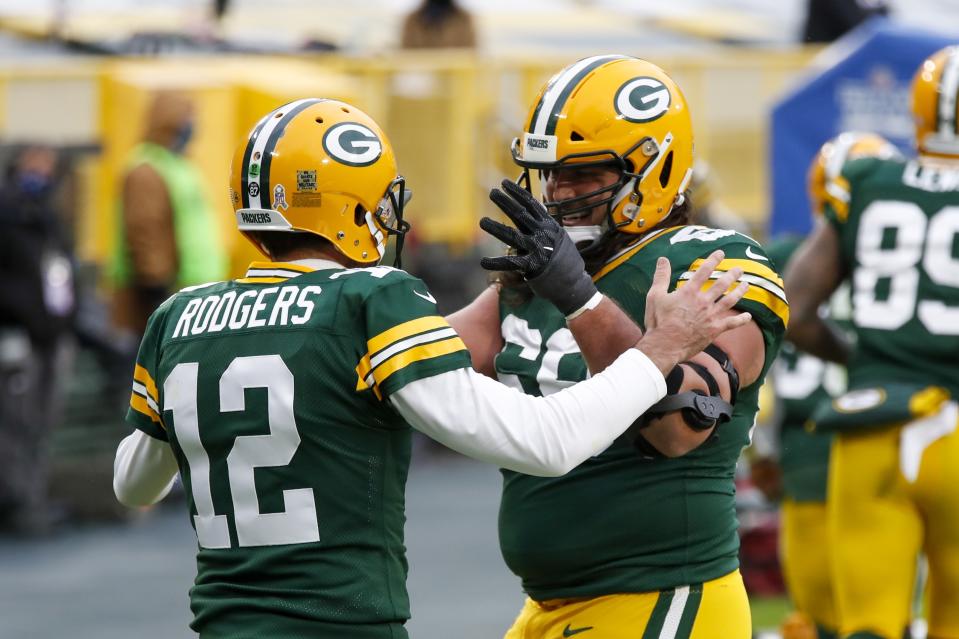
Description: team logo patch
xmin=615 ymin=77 xmax=671 ymax=123
xmin=272 ymin=183 xmax=288 ymax=210
xmin=248 ymin=182 xmax=260 ymax=198
xmin=323 ymin=122 xmax=382 ymax=167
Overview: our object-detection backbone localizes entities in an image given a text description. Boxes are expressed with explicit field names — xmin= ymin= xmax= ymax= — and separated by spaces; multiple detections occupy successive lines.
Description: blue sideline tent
xmin=769 ymin=19 xmax=956 ymax=235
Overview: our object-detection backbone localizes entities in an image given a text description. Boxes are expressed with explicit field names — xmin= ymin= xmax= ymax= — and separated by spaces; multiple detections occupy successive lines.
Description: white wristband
xmin=565 ymin=291 xmax=604 ymax=321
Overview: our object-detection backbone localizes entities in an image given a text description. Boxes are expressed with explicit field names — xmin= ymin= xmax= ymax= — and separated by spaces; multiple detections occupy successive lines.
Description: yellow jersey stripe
xmin=367 ymin=316 xmax=449 ymax=358
xmin=371 ymin=337 xmax=468 ymax=387
xmin=133 ymin=364 xmax=158 ymax=402
xmin=235 ymin=276 xmax=288 ymax=284
xmin=689 ymin=257 xmax=784 ymax=288
xmin=678 ymin=278 xmax=789 ymax=326
xmin=249 ymin=261 xmax=315 ymax=273
xmin=130 ymin=393 xmax=162 ymax=425
xmin=593 ymin=227 xmax=684 ymax=282
xmin=356 ymin=355 xmax=373 ymax=391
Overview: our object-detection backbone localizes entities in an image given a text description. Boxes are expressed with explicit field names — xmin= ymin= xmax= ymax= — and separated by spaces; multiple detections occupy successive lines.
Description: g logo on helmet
xmin=323 ymin=122 xmax=383 ymax=167
xmin=614 ymin=77 xmax=672 ymax=123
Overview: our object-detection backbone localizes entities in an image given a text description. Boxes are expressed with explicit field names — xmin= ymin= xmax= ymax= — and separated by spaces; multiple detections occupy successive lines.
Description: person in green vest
xmin=111 ymin=90 xmax=226 ymax=335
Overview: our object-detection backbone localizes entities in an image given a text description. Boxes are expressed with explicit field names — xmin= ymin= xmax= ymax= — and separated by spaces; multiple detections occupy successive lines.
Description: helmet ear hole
xmin=570 ymin=131 xmax=584 ymax=141
xmin=659 ymin=151 xmax=674 ymax=188
xmin=354 ymin=204 xmax=367 ymax=227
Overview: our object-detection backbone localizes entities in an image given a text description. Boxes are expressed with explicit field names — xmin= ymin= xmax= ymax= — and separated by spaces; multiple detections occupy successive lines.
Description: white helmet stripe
xmin=937 ymin=49 xmax=959 ymax=137
xmin=245 ymin=98 xmax=319 ymax=210
xmin=531 ymin=55 xmax=625 ymax=136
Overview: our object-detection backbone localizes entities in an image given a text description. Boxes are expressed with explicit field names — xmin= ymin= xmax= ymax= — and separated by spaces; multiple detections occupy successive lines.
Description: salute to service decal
xmin=615 ymin=77 xmax=672 ymax=123
xmin=323 ymin=122 xmax=383 ymax=167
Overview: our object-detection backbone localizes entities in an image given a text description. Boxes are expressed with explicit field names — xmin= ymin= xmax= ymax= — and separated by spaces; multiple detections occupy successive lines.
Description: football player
xmin=449 ymin=56 xmax=787 ymax=637
xmin=111 ymin=98 xmax=750 ymax=638
xmin=785 ymin=47 xmax=959 ymax=639
xmin=768 ymin=133 xmax=899 ymax=639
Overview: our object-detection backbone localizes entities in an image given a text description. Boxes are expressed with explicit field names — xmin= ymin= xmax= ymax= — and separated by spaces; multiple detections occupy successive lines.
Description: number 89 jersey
xmin=124 ymin=262 xmax=470 ymax=638
xmin=821 ymin=156 xmax=959 ymax=396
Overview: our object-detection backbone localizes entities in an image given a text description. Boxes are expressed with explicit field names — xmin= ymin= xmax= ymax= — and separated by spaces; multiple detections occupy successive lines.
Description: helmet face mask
xmin=230 ymin=98 xmax=411 ymax=267
xmin=511 ymin=55 xmax=694 ymax=248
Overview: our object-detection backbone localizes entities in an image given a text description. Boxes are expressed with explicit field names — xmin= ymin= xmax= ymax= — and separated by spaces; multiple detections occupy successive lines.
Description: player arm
xmin=445 ymin=284 xmax=504 ymax=378
xmin=783 ymin=220 xmax=851 ymax=364
xmin=637 ymin=316 xmax=765 ymax=457
xmin=566 ymin=296 xmax=644 ymax=374
xmin=113 ymin=430 xmax=179 ymax=507
xmin=122 ymin=164 xmax=178 ymax=305
xmin=391 ymin=347 xmax=667 ymax=477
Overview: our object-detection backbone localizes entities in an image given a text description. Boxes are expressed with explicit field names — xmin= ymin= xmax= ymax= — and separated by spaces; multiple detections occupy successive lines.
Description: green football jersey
xmin=823 ymin=156 xmax=959 ymax=397
xmin=765 ymin=237 xmax=846 ymax=503
xmin=495 ymin=225 xmax=787 ymax=600
xmin=771 ymin=341 xmax=845 ymax=502
xmin=125 ymin=260 xmax=471 ymax=638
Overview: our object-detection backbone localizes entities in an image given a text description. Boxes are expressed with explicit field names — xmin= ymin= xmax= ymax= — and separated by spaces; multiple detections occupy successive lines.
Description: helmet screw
xmin=362 ymin=251 xmax=368 ymax=258
xmin=642 ymin=141 xmax=657 ymax=156
xmin=337 ymin=231 xmax=345 ymax=239
xmin=629 ymin=194 xmax=639 ymax=202
xmin=354 ymin=239 xmax=360 ymax=246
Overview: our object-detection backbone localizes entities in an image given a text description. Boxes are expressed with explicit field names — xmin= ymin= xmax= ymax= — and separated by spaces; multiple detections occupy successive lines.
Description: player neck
xmin=272 ymin=245 xmax=360 ymax=268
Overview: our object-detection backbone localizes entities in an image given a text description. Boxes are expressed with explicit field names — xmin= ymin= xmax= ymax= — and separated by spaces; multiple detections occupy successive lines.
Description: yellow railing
xmin=0 ymin=49 xmax=818 ymax=276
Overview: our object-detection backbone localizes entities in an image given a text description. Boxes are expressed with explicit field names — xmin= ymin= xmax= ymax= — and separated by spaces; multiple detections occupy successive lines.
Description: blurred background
xmin=0 ymin=0 xmax=954 ymax=637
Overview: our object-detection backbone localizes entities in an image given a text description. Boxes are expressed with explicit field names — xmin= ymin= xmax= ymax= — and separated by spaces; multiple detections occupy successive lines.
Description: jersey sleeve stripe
xmin=676 ymin=278 xmax=789 ymax=326
xmin=366 ymin=316 xmax=450 ymax=357
xmin=689 ymin=258 xmax=784 ymax=288
xmin=679 ymin=270 xmax=786 ymax=302
xmin=133 ymin=364 xmax=159 ymax=402
xmin=130 ymin=392 xmax=162 ymax=424
xmin=370 ymin=336 xmax=468 ymax=387
xmin=370 ymin=327 xmax=458 ymax=369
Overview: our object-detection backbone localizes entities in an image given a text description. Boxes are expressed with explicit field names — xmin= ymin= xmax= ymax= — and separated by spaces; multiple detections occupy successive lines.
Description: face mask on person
xmin=17 ymin=171 xmax=52 ymax=196
xmin=170 ymin=121 xmax=194 ymax=153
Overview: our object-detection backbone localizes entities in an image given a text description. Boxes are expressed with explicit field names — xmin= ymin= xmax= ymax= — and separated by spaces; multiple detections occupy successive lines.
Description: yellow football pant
xmin=828 ymin=404 xmax=959 ymax=639
xmin=503 ymin=570 xmax=749 ymax=639
xmin=781 ymin=499 xmax=838 ymax=634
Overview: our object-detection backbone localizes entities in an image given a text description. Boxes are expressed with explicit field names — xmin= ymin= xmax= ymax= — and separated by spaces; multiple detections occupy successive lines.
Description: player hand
xmin=479 ymin=180 xmax=599 ymax=317
xmin=636 ymin=250 xmax=751 ymax=374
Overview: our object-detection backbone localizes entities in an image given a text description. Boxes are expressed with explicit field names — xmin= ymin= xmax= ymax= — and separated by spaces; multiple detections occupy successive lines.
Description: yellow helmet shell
xmin=807 ymin=132 xmax=900 ymax=219
xmin=513 ymin=55 xmax=694 ymax=233
xmin=911 ymin=45 xmax=959 ymax=158
xmin=230 ymin=99 xmax=402 ymax=264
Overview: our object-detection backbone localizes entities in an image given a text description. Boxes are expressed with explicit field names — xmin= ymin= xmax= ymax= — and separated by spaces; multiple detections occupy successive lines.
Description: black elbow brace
xmin=637 ymin=344 xmax=741 ymax=433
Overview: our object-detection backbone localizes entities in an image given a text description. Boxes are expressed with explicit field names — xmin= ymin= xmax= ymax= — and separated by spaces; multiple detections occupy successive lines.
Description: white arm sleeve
xmin=113 ymin=430 xmax=179 ymax=507
xmin=392 ymin=348 xmax=666 ymax=477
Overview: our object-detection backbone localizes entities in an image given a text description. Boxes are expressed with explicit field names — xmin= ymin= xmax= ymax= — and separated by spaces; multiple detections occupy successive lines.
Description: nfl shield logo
xmin=273 ymin=184 xmax=289 ymax=210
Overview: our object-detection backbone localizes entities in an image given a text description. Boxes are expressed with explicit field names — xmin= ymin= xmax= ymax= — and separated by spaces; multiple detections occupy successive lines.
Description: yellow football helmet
xmin=229 ymin=98 xmax=409 ymax=265
xmin=807 ymin=132 xmax=900 ymax=219
xmin=911 ymin=45 xmax=959 ymax=158
xmin=511 ymin=55 xmax=694 ymax=235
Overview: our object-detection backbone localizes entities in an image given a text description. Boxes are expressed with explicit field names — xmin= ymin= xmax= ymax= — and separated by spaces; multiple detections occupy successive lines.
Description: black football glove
xmin=480 ymin=180 xmax=599 ymax=317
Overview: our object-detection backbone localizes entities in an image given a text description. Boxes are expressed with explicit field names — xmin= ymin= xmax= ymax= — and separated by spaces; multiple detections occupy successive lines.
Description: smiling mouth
xmin=559 ymin=210 xmax=592 ymax=225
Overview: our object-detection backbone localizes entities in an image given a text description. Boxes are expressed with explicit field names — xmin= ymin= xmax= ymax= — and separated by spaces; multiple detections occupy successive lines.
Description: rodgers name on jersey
xmin=495 ymin=226 xmax=786 ymax=600
xmin=821 ymin=156 xmax=959 ymax=397
xmin=126 ymin=262 xmax=470 ymax=638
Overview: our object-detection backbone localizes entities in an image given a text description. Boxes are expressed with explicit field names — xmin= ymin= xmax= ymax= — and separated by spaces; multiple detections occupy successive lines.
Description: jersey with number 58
xmin=125 ymin=262 xmax=470 ymax=638
xmin=820 ymin=156 xmax=959 ymax=396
